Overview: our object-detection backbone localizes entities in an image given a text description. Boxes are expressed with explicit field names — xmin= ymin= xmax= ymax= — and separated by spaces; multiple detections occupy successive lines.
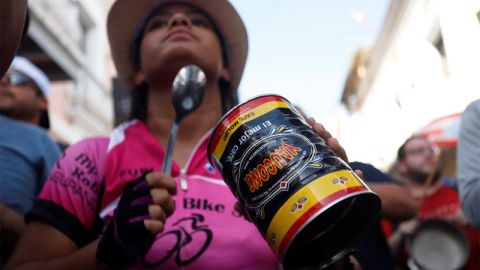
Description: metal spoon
xmin=161 ymin=65 xmax=206 ymax=175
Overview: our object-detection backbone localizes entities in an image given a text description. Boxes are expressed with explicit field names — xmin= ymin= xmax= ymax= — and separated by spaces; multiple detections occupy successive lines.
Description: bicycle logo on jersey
xmin=143 ymin=213 xmax=213 ymax=268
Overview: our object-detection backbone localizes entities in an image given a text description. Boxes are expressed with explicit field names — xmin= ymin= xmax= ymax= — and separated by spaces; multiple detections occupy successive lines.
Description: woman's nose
xmin=168 ymin=13 xmax=192 ymax=28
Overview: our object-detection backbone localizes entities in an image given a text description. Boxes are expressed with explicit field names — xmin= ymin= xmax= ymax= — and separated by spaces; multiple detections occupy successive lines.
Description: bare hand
xmin=306 ymin=117 xmax=365 ymax=180
xmin=306 ymin=117 xmax=348 ymax=162
xmin=398 ymin=218 xmax=420 ymax=236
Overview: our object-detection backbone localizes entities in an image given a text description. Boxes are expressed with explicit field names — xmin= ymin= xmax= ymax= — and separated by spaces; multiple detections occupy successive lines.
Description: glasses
xmin=2 ymin=71 xmax=35 ymax=87
xmin=405 ymin=146 xmax=439 ymax=156
xmin=2 ymin=71 xmax=42 ymax=95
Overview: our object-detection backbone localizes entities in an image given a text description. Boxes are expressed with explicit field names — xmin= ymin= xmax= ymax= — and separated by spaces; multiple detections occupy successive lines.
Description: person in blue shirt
xmin=0 ymin=56 xmax=61 ymax=265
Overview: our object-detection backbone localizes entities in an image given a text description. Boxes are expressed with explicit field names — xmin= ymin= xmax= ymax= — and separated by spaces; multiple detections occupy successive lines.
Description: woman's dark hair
xmin=219 ymin=78 xmax=237 ymax=113
xmin=130 ymin=82 xmax=149 ymax=121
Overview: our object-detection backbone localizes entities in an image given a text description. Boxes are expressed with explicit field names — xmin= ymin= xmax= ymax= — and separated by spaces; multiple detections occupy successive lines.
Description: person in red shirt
xmin=389 ymin=135 xmax=479 ymax=269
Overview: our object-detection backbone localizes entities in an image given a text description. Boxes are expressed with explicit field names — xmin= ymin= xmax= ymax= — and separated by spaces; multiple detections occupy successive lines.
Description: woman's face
xmin=135 ymin=3 xmax=228 ymax=87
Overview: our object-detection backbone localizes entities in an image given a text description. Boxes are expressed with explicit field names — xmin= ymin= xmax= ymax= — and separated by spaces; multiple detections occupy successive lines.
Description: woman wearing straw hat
xmin=6 ymin=1 xmax=349 ymax=269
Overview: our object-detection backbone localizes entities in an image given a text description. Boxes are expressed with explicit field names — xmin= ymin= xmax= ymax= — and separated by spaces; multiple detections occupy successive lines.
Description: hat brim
xmin=0 ymin=0 xmax=28 ymax=78
xmin=107 ymin=0 xmax=248 ymax=92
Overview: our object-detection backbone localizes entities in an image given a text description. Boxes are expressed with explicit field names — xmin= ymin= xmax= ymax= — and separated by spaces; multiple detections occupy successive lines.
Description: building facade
xmin=19 ymin=0 xmax=116 ymax=144
xmin=338 ymin=0 xmax=480 ymax=169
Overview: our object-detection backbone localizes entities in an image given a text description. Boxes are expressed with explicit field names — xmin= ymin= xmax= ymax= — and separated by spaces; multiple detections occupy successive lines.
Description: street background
xmin=17 ymin=0 xmax=480 ymax=171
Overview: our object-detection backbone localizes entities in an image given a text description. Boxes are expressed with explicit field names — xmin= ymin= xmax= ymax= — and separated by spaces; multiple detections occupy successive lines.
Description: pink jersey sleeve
xmin=28 ymin=137 xmax=109 ymax=246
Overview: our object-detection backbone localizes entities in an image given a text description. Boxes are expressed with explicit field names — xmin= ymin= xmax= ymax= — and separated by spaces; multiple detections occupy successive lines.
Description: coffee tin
xmin=208 ymin=95 xmax=380 ymax=269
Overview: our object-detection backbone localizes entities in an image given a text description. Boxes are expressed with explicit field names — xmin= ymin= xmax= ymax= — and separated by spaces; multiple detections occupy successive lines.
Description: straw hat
xmin=107 ymin=0 xmax=248 ymax=94
xmin=11 ymin=56 xmax=50 ymax=98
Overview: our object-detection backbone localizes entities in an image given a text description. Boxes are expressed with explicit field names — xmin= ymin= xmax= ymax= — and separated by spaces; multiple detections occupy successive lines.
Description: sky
xmin=229 ymin=0 xmax=391 ymax=129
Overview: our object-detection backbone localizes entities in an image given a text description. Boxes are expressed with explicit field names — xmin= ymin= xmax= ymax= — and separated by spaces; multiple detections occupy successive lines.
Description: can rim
xmin=281 ymin=191 xmax=381 ymax=268
xmin=207 ymin=93 xmax=292 ymax=166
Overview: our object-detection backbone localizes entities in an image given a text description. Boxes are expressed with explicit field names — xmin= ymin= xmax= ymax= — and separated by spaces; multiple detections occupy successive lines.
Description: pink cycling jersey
xmin=33 ymin=120 xmax=279 ymax=269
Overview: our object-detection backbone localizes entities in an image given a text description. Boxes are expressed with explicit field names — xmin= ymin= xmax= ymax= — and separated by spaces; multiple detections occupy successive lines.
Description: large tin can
xmin=208 ymin=95 xmax=380 ymax=269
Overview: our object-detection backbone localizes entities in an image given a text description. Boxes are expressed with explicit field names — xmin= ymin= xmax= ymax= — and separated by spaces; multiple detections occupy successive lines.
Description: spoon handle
xmin=161 ymin=121 xmax=179 ymax=175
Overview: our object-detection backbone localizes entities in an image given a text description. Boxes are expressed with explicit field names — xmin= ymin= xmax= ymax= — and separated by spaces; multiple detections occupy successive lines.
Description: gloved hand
xmin=96 ymin=172 xmax=177 ymax=268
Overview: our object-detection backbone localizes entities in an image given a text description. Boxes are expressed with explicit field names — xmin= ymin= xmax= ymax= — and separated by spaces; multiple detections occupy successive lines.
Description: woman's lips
xmin=165 ymin=29 xmax=194 ymax=41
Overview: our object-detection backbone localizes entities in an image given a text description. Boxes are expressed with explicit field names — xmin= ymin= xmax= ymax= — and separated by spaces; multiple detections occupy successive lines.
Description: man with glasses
xmin=0 ymin=56 xmax=61 ymax=265
xmin=1 ymin=57 xmax=52 ymax=129
xmin=396 ymin=135 xmax=443 ymax=200
xmin=388 ymin=135 xmax=479 ymax=269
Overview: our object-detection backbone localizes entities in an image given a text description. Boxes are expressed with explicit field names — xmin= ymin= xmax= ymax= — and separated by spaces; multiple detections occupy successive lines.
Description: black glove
xmin=96 ymin=173 xmax=154 ymax=269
